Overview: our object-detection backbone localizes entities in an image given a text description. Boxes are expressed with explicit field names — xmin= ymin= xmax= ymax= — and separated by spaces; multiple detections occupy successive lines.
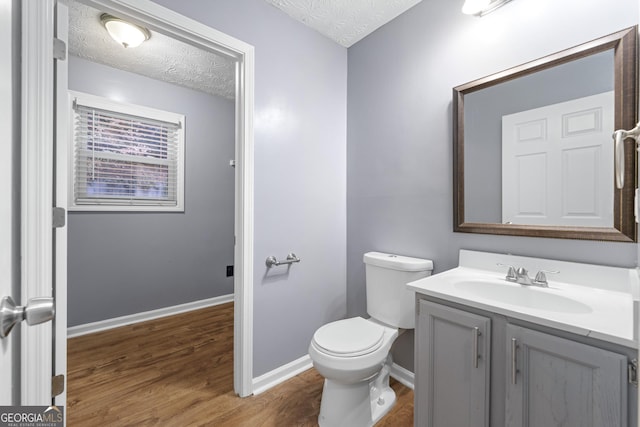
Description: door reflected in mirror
xmin=454 ymin=26 xmax=637 ymax=242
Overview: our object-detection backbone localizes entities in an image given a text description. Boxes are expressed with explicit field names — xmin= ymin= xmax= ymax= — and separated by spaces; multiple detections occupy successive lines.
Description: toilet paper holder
xmin=266 ymin=253 xmax=301 ymax=268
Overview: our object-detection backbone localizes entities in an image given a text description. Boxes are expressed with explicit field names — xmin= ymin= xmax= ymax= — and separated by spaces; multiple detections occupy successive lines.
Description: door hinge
xmin=53 ymin=38 xmax=66 ymax=61
xmin=52 ymin=207 xmax=66 ymax=228
xmin=52 ymin=374 xmax=65 ymax=397
xmin=628 ymin=359 xmax=637 ymax=386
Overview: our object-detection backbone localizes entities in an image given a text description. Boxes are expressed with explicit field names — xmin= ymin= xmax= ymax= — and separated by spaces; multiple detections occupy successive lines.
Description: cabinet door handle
xmin=511 ymin=338 xmax=519 ymax=384
xmin=472 ymin=327 xmax=481 ymax=368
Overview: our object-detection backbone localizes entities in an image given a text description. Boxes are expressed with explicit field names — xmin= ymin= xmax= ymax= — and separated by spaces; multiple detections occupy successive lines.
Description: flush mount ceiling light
xmin=462 ymin=0 xmax=512 ymax=16
xmin=100 ymin=13 xmax=151 ymax=48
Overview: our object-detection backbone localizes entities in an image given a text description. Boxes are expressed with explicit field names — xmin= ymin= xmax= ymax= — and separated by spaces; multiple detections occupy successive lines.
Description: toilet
xmin=308 ymin=252 xmax=433 ymax=427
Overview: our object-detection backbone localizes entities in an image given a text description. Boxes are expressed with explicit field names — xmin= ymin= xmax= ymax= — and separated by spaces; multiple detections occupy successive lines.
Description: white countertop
xmin=407 ymin=250 xmax=638 ymax=349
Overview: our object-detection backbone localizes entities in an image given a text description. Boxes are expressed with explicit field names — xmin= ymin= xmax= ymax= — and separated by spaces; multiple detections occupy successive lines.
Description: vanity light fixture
xmin=100 ymin=13 xmax=150 ymax=48
xmin=462 ymin=0 xmax=512 ymax=16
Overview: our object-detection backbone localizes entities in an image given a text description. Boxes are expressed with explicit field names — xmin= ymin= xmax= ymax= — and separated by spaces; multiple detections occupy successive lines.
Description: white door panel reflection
xmin=502 ymin=91 xmax=614 ymax=227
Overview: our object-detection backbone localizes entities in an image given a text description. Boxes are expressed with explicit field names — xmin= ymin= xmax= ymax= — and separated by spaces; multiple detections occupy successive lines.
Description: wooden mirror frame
xmin=453 ymin=27 xmax=638 ymax=242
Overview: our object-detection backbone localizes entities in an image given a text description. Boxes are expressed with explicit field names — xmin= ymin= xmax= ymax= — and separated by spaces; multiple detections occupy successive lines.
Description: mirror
xmin=454 ymin=27 xmax=637 ymax=242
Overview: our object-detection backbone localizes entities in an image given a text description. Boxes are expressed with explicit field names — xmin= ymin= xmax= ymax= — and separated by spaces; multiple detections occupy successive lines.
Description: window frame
xmin=68 ymin=90 xmax=185 ymax=212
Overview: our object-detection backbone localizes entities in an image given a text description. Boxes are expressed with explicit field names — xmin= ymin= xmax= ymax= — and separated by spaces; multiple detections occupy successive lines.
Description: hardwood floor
xmin=67 ymin=303 xmax=413 ymax=426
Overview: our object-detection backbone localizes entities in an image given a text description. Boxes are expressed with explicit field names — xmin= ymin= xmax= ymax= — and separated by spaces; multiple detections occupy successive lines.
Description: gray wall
xmin=152 ymin=0 xmax=348 ymax=377
xmin=465 ymin=51 xmax=614 ymax=222
xmin=347 ymin=0 xmax=638 ymax=371
xmin=67 ymin=55 xmax=236 ymax=327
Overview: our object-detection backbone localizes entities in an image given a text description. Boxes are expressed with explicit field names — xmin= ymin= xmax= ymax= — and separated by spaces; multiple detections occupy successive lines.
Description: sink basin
xmin=454 ymin=279 xmax=592 ymax=313
xmin=406 ymin=250 xmax=637 ymax=348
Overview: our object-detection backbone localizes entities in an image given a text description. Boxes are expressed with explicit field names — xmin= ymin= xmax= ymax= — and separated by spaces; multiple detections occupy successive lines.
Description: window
xmin=69 ymin=91 xmax=185 ymax=211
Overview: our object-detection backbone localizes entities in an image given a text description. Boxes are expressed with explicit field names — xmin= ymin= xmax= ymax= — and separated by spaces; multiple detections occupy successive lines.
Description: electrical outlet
xmin=226 ymin=265 xmax=234 ymax=277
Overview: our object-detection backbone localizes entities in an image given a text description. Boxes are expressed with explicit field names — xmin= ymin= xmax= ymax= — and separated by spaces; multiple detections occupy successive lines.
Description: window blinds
xmin=72 ymin=97 xmax=183 ymax=207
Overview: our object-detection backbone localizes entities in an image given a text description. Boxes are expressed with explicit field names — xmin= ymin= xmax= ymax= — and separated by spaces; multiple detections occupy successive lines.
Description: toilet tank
xmin=364 ymin=252 xmax=433 ymax=329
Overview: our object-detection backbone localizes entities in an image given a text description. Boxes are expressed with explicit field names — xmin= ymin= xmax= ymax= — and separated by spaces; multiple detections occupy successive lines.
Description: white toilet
xmin=308 ymin=251 xmax=433 ymax=427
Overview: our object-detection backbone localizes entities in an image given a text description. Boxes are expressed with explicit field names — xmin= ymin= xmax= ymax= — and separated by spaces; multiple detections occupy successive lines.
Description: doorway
xmin=46 ymin=0 xmax=253 ymax=407
xmin=64 ymin=0 xmax=237 ymax=333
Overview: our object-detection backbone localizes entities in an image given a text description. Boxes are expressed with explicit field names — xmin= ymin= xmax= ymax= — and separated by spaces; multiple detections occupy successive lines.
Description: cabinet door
xmin=506 ymin=325 xmax=627 ymax=427
xmin=415 ymin=300 xmax=491 ymax=427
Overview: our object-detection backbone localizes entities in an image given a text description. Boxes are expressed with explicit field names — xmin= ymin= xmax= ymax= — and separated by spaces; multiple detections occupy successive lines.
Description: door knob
xmin=0 ymin=296 xmax=55 ymax=338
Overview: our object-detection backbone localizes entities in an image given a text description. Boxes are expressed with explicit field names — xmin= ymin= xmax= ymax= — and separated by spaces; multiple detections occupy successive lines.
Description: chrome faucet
xmin=497 ymin=264 xmax=558 ymax=287
xmin=515 ymin=267 xmax=534 ymax=285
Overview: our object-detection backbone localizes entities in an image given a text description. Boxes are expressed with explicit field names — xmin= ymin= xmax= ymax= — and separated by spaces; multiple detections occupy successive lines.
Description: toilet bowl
xmin=309 ymin=252 xmax=433 ymax=427
xmin=309 ymin=317 xmax=397 ymax=384
xmin=309 ymin=317 xmax=399 ymax=427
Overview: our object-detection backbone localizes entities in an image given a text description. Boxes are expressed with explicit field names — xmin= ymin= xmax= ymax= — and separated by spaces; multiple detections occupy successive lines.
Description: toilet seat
xmin=312 ymin=317 xmax=384 ymax=357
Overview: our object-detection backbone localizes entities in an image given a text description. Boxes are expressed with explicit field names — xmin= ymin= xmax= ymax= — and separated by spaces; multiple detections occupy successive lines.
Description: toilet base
xmin=318 ymin=357 xmax=396 ymax=427
xmin=370 ymin=384 xmax=396 ymax=425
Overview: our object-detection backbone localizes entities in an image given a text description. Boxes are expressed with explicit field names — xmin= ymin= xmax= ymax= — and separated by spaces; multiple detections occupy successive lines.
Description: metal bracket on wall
xmin=265 ymin=253 xmax=301 ymax=268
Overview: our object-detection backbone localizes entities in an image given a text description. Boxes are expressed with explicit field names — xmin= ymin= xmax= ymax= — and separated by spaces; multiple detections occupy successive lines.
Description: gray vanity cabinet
xmin=505 ymin=324 xmax=627 ymax=427
xmin=415 ymin=300 xmax=491 ymax=427
xmin=415 ymin=298 xmax=634 ymax=427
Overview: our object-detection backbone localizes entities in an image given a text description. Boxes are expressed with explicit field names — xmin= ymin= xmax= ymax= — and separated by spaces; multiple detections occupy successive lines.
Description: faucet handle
xmin=533 ymin=269 xmax=559 ymax=286
xmin=497 ymin=263 xmax=517 ymax=281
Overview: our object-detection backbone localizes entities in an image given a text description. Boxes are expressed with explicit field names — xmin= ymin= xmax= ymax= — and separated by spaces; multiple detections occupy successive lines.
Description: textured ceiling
xmin=67 ymin=0 xmax=236 ymax=99
xmin=264 ymin=0 xmax=423 ymax=47
xmin=67 ymin=0 xmax=423 ymax=98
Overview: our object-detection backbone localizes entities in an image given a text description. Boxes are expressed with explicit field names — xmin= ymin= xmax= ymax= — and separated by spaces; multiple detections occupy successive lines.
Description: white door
xmin=0 ymin=0 xmax=17 ymax=405
xmin=502 ymin=91 xmax=614 ymax=227
xmin=1 ymin=0 xmax=66 ymax=410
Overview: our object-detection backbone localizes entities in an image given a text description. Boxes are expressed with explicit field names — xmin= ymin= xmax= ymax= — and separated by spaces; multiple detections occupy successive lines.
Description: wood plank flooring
xmin=67 ymin=303 xmax=414 ymax=426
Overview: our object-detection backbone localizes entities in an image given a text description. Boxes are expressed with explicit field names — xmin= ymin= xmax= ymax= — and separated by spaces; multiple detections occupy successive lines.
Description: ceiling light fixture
xmin=100 ymin=13 xmax=150 ymax=48
xmin=462 ymin=0 xmax=512 ymax=16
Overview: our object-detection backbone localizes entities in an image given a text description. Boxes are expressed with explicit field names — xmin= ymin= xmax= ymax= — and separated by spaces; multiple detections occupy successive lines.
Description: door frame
xmin=23 ymin=0 xmax=255 ymax=402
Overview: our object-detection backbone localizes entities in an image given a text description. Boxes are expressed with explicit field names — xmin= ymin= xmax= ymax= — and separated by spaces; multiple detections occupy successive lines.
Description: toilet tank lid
xmin=363 ymin=252 xmax=433 ymax=272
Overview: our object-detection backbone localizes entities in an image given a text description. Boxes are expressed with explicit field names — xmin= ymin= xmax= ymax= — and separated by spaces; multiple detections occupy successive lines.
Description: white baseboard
xmin=67 ymin=294 xmax=234 ymax=338
xmin=251 ymin=357 xmax=414 ymax=396
xmin=390 ymin=363 xmax=414 ymax=390
xmin=252 ymin=354 xmax=313 ymax=395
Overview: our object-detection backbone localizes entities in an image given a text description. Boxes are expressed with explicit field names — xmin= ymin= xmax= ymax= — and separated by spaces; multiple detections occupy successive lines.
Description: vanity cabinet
xmin=415 ymin=298 xmax=633 ymax=427
xmin=506 ymin=325 xmax=627 ymax=427
xmin=415 ymin=300 xmax=491 ymax=427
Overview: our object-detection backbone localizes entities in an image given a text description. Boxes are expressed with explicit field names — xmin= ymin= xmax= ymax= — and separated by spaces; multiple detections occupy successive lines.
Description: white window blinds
xmin=70 ymin=92 xmax=185 ymax=211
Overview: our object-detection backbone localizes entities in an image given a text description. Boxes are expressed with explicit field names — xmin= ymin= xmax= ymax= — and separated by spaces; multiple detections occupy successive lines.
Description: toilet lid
xmin=312 ymin=317 xmax=384 ymax=357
